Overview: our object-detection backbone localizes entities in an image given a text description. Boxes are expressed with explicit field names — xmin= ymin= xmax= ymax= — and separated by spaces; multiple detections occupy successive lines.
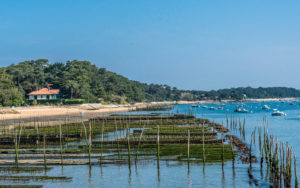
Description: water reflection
xmin=232 ymin=160 xmax=236 ymax=188
xmin=222 ymin=163 xmax=225 ymax=188
xmin=157 ymin=162 xmax=161 ymax=188
xmin=88 ymin=166 xmax=92 ymax=186
xmin=187 ymin=162 xmax=191 ymax=188
xmin=128 ymin=164 xmax=132 ymax=188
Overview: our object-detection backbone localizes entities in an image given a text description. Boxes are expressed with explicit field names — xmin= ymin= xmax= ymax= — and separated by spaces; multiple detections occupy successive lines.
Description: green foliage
xmin=63 ymin=99 xmax=86 ymax=105
xmin=0 ymin=59 xmax=299 ymax=106
xmin=0 ymin=68 xmax=24 ymax=106
xmin=32 ymin=100 xmax=38 ymax=106
xmin=191 ymin=87 xmax=300 ymax=100
xmin=27 ymin=99 xmax=89 ymax=105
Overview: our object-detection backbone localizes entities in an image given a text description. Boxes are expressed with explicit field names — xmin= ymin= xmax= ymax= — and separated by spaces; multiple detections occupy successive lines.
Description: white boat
xmin=262 ymin=105 xmax=271 ymax=110
xmin=202 ymin=105 xmax=208 ymax=109
xmin=234 ymin=108 xmax=249 ymax=113
xmin=209 ymin=107 xmax=217 ymax=110
xmin=218 ymin=106 xmax=224 ymax=109
xmin=237 ymin=103 xmax=246 ymax=108
xmin=191 ymin=104 xmax=199 ymax=108
xmin=271 ymin=110 xmax=286 ymax=116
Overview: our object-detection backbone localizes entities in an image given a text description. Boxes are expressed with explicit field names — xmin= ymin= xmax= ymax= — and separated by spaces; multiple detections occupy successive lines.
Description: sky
xmin=0 ymin=0 xmax=300 ymax=90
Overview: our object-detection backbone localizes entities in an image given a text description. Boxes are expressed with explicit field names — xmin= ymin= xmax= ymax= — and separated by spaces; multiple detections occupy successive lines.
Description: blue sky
xmin=0 ymin=0 xmax=300 ymax=90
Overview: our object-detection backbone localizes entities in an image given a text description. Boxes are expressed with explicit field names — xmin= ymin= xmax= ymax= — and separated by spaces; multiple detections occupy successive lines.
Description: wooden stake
xmin=202 ymin=123 xmax=205 ymax=163
xmin=59 ymin=124 xmax=63 ymax=165
xmin=187 ymin=130 xmax=190 ymax=161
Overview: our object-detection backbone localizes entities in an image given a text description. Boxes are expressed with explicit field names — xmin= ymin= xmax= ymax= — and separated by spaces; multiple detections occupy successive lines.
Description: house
xmin=28 ymin=88 xmax=60 ymax=100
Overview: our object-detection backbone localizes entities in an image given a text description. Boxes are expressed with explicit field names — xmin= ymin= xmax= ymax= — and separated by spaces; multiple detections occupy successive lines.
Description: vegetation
xmin=190 ymin=87 xmax=300 ymax=100
xmin=0 ymin=114 xmax=236 ymax=163
xmin=0 ymin=59 xmax=299 ymax=106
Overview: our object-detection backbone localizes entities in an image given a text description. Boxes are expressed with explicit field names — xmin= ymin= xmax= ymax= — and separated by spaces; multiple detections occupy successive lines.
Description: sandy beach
xmin=0 ymin=98 xmax=298 ymax=123
xmin=0 ymin=102 xmax=171 ymax=122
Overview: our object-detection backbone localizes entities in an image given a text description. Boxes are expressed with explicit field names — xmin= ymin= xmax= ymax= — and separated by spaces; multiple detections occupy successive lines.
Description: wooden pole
xmin=100 ymin=118 xmax=104 ymax=164
xmin=43 ymin=134 xmax=47 ymax=167
xmin=88 ymin=120 xmax=92 ymax=166
xmin=59 ymin=124 xmax=63 ymax=165
xmin=187 ymin=130 xmax=190 ymax=161
xmin=157 ymin=124 xmax=160 ymax=163
xmin=135 ymin=122 xmax=145 ymax=163
xmin=295 ymin=155 xmax=298 ymax=188
xmin=222 ymin=133 xmax=224 ymax=164
xmin=202 ymin=123 xmax=205 ymax=163
xmin=127 ymin=122 xmax=131 ymax=165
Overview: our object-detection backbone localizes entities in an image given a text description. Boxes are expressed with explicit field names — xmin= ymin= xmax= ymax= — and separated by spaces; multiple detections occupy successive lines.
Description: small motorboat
xmin=262 ymin=105 xmax=271 ymax=110
xmin=237 ymin=103 xmax=246 ymax=108
xmin=218 ymin=106 xmax=224 ymax=109
xmin=191 ymin=104 xmax=199 ymax=108
xmin=209 ymin=107 xmax=217 ymax=110
xmin=271 ymin=110 xmax=286 ymax=116
xmin=234 ymin=108 xmax=249 ymax=113
xmin=202 ymin=105 xmax=208 ymax=109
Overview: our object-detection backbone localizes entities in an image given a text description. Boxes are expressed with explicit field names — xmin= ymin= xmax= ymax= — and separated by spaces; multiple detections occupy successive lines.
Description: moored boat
xmin=234 ymin=108 xmax=248 ymax=113
xmin=271 ymin=110 xmax=286 ymax=116
xmin=262 ymin=105 xmax=271 ymax=110
xmin=237 ymin=103 xmax=246 ymax=108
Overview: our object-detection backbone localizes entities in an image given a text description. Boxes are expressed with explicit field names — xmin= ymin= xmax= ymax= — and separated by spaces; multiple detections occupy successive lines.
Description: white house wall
xmin=29 ymin=94 xmax=58 ymax=100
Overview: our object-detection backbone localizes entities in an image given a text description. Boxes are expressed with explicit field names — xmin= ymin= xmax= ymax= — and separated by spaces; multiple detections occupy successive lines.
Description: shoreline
xmin=0 ymin=97 xmax=298 ymax=123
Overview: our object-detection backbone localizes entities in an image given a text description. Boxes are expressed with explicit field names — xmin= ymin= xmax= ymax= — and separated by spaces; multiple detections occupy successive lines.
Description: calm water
xmin=173 ymin=100 xmax=300 ymax=186
xmin=2 ymin=100 xmax=300 ymax=187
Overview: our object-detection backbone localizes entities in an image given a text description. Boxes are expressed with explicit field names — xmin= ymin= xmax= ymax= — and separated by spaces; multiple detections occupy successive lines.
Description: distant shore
xmin=0 ymin=98 xmax=298 ymax=123
xmin=244 ymin=98 xmax=299 ymax=102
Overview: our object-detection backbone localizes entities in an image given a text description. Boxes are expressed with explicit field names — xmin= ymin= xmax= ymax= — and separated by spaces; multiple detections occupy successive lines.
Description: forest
xmin=0 ymin=59 xmax=299 ymax=106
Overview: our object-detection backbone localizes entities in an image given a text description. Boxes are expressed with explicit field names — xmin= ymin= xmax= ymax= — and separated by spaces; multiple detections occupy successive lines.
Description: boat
xmin=271 ymin=110 xmax=286 ymax=116
xmin=234 ymin=108 xmax=249 ymax=113
xmin=218 ymin=106 xmax=224 ymax=109
xmin=237 ymin=103 xmax=246 ymax=108
xmin=202 ymin=105 xmax=208 ymax=109
xmin=191 ymin=104 xmax=199 ymax=108
xmin=209 ymin=107 xmax=217 ymax=110
xmin=262 ymin=105 xmax=271 ymax=110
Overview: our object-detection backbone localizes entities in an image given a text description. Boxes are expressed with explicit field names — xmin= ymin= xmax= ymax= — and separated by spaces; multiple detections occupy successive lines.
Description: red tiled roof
xmin=28 ymin=88 xmax=60 ymax=95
